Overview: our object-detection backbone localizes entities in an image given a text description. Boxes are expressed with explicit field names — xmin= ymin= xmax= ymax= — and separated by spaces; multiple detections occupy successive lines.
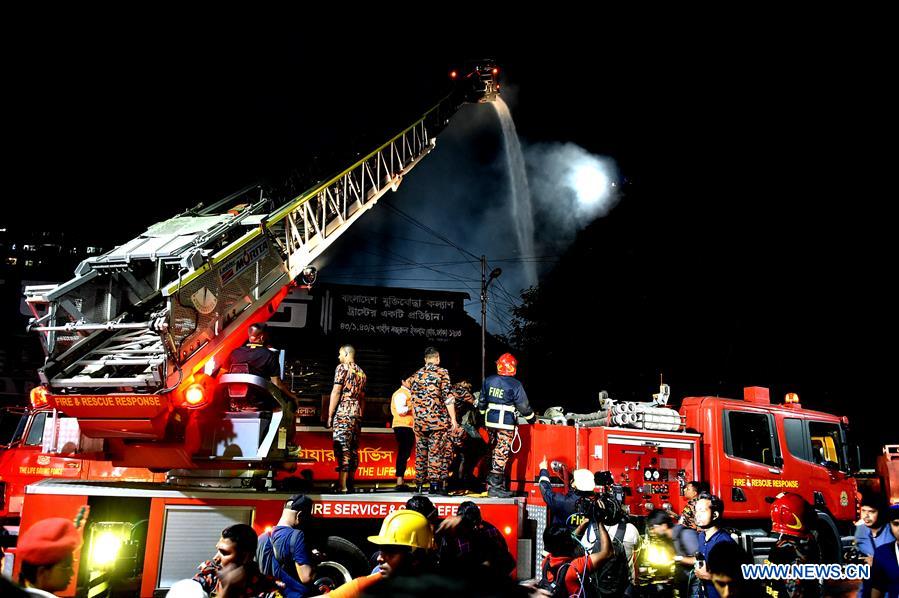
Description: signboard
xmin=288 ymin=428 xmax=415 ymax=481
xmin=320 ymin=284 xmax=468 ymax=342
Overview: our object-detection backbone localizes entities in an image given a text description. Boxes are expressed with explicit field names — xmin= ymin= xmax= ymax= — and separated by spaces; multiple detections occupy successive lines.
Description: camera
xmin=574 ymin=493 xmax=625 ymax=526
xmin=595 ymin=470 xmax=615 ymax=487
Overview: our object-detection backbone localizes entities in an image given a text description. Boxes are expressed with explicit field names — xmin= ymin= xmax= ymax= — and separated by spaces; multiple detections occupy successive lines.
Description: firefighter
xmin=445 ymin=380 xmax=477 ymax=490
xmin=409 ymin=347 xmax=458 ymax=495
xmin=327 ymin=344 xmax=367 ymax=494
xmin=15 ymin=517 xmax=81 ymax=596
xmin=225 ymin=323 xmax=301 ymax=450
xmin=477 ymin=353 xmax=535 ymax=498
xmin=764 ymin=492 xmax=820 ymax=598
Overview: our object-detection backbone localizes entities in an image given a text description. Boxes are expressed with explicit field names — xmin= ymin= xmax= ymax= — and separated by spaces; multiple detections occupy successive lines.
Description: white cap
xmin=572 ymin=469 xmax=595 ymax=492
xmin=166 ymin=580 xmax=209 ymax=598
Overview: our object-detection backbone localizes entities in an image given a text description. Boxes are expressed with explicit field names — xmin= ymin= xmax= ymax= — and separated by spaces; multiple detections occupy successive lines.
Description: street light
xmin=481 ymin=256 xmax=502 ymax=385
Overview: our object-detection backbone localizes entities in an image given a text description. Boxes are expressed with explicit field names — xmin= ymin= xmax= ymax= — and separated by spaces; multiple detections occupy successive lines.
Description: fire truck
xmin=2 ymin=60 xmax=865 ymax=596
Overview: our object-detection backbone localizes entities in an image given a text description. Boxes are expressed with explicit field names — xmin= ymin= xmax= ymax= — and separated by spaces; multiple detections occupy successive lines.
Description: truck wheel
xmin=316 ymin=536 xmax=369 ymax=588
xmin=813 ymin=511 xmax=842 ymax=564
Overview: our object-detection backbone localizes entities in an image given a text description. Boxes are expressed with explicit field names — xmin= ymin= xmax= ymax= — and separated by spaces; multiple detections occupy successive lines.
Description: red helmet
xmin=770 ymin=492 xmax=814 ymax=538
xmin=496 ymin=353 xmax=517 ymax=376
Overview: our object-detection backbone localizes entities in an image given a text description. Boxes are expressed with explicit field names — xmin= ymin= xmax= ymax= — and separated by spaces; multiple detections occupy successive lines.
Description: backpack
xmin=256 ymin=527 xmax=299 ymax=578
xmin=537 ymin=558 xmax=578 ymax=598
xmin=593 ymin=523 xmax=630 ymax=598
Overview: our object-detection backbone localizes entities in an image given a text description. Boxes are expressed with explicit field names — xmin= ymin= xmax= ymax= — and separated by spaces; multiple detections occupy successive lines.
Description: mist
xmin=315 ymin=101 xmax=619 ymax=336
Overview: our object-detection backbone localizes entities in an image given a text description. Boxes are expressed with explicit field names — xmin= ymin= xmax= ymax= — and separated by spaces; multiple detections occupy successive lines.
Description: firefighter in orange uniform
xmin=409 ymin=347 xmax=458 ymax=496
xmin=327 ymin=344 xmax=367 ymax=494
xmin=445 ymin=380 xmax=476 ymax=490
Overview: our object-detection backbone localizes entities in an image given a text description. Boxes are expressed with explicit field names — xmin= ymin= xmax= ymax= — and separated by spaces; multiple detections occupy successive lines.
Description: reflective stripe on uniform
xmin=485 ymin=402 xmax=517 ymax=430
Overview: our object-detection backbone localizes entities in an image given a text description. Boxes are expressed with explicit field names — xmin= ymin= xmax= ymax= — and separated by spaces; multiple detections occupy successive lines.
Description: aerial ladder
xmin=23 ymin=62 xmax=500 ymax=470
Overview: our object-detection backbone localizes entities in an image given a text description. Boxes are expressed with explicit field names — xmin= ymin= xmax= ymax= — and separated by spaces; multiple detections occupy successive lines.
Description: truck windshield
xmin=808 ymin=420 xmax=847 ymax=471
xmin=24 ymin=411 xmax=48 ymax=446
xmin=0 ymin=409 xmax=27 ymax=445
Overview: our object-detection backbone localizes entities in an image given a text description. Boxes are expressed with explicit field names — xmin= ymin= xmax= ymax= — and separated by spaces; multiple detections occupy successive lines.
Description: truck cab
xmin=0 ymin=406 xmax=162 ymax=528
xmin=681 ymin=386 xmax=858 ymax=560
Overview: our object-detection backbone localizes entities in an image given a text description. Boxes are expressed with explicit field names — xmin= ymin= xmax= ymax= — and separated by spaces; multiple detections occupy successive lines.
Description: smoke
xmin=315 ymin=105 xmax=619 ymax=335
xmin=525 ymin=142 xmax=619 ymax=254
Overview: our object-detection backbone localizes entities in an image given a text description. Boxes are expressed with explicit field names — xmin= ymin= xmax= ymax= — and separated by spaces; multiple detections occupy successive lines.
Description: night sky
xmin=3 ymin=21 xmax=893 ymax=459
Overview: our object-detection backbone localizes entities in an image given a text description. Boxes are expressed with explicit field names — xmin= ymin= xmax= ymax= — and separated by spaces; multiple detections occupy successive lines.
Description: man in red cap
xmin=764 ymin=492 xmax=821 ymax=598
xmin=477 ymin=352 xmax=535 ymax=497
xmin=16 ymin=517 xmax=81 ymax=596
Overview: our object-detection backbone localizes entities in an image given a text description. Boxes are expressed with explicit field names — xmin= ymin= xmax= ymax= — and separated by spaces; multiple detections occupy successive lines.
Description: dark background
xmin=1 ymin=19 xmax=893 ymax=460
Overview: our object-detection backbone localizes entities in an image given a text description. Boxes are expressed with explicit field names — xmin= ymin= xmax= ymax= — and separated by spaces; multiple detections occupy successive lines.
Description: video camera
xmin=573 ymin=470 xmax=625 ymax=526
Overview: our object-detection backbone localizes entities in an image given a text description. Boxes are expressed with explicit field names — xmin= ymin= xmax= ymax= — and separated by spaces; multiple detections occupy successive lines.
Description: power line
xmin=361 ymin=246 xmax=480 ymax=298
xmin=490 ymin=256 xmax=561 ymax=262
xmin=383 ymin=203 xmax=481 ymax=261
xmin=383 ymin=202 xmax=484 ymax=279
xmin=323 ymin=260 xmax=479 ymax=276
xmin=355 ymin=229 xmax=460 ymax=248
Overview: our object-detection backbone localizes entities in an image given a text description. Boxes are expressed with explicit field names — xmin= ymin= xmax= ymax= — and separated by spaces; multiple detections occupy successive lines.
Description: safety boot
xmin=486 ymin=472 xmax=513 ymax=498
xmin=429 ymin=481 xmax=449 ymax=496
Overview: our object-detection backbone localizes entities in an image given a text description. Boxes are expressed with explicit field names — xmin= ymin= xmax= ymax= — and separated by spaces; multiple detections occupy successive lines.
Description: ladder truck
xmin=21 ymin=62 xmax=500 ymax=472
xmin=3 ymin=62 xmax=524 ymax=598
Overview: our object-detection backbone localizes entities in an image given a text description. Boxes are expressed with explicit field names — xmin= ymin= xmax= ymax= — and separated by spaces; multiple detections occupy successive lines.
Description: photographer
xmin=647 ymin=509 xmax=698 ymax=597
xmin=538 ymin=519 xmax=613 ymax=597
xmin=572 ymin=492 xmax=632 ymax=597
xmin=537 ymin=456 xmax=597 ymax=528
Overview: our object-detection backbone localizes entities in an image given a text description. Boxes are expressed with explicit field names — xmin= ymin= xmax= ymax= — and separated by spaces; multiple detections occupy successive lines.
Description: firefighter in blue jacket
xmin=478 ymin=353 xmax=536 ymax=497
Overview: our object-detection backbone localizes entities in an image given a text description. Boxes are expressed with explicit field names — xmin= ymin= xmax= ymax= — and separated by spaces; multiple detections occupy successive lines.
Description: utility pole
xmin=480 ymin=255 xmax=501 ymax=385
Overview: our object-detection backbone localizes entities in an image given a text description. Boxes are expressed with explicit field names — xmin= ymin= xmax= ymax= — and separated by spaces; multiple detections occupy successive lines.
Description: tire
xmin=316 ymin=535 xmax=369 ymax=586
xmin=813 ymin=511 xmax=842 ymax=564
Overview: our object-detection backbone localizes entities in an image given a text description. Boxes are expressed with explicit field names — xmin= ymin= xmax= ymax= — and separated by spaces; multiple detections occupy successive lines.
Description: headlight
xmin=90 ymin=531 xmax=123 ymax=568
xmin=642 ymin=543 xmax=675 ymax=567
xmin=88 ymin=522 xmax=133 ymax=570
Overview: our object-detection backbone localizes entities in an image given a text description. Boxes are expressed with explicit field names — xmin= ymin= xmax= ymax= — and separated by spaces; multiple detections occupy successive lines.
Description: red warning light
xmin=184 ymin=383 xmax=210 ymax=409
xmin=449 ymin=70 xmax=457 ymax=79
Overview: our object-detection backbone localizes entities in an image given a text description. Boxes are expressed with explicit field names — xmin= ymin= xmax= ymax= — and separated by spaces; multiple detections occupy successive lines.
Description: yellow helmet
xmin=367 ymin=509 xmax=434 ymax=550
